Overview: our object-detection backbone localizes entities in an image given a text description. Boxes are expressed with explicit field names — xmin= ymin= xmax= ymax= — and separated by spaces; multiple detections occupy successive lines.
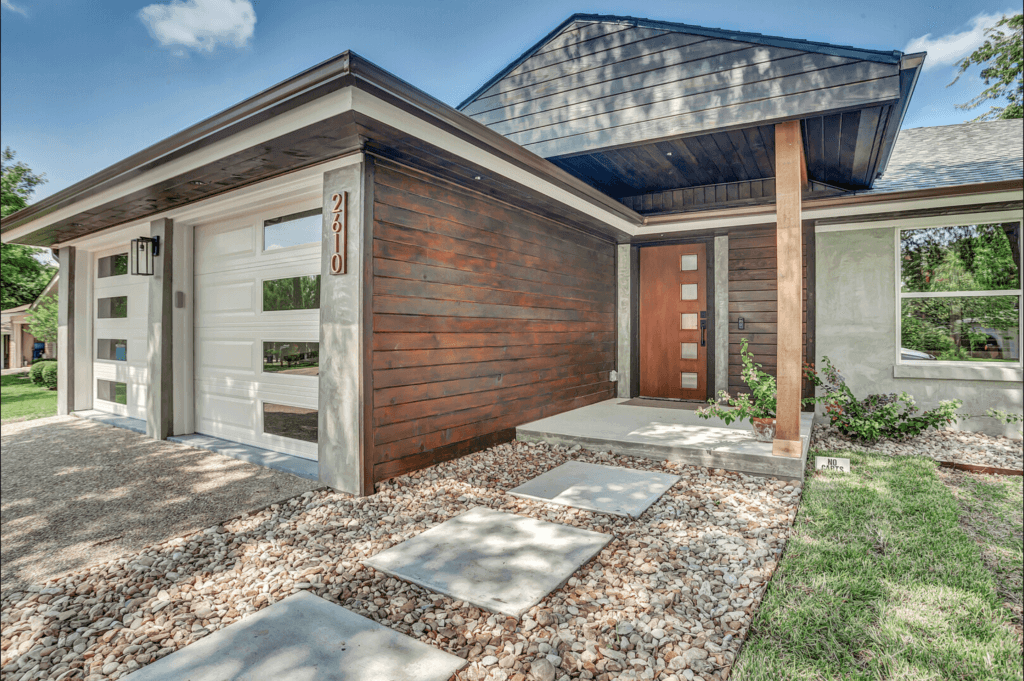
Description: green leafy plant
xmin=950 ymin=13 xmax=1023 ymax=121
xmin=39 ymin=362 xmax=58 ymax=390
xmin=25 ymin=294 xmax=58 ymax=345
xmin=28 ymin=360 xmax=55 ymax=386
xmin=986 ymin=408 xmax=1024 ymax=435
xmin=697 ymin=339 xmax=795 ymax=425
xmin=804 ymin=356 xmax=962 ymax=442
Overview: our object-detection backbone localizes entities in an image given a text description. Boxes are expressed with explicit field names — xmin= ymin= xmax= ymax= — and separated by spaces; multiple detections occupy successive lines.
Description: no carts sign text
xmin=815 ymin=456 xmax=851 ymax=473
xmin=329 ymin=191 xmax=347 ymax=275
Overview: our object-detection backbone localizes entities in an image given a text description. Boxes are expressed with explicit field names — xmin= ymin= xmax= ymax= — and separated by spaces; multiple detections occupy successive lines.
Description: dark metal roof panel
xmin=458 ymin=12 xmax=903 ymax=110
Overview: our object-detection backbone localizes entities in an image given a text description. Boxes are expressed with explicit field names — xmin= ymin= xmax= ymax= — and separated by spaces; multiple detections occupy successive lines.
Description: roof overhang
xmin=2 ymin=53 xmax=642 ymax=248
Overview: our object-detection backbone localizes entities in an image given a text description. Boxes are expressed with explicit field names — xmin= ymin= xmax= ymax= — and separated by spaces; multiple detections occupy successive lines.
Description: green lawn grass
xmin=1 ymin=373 xmax=58 ymax=423
xmin=732 ymin=450 xmax=1022 ymax=681
xmin=939 ymin=468 xmax=1023 ymax=629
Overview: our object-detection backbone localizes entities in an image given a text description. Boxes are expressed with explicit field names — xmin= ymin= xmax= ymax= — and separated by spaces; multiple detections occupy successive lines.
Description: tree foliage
xmin=900 ymin=223 xmax=1020 ymax=360
xmin=1 ymin=147 xmax=54 ymax=309
xmin=26 ymin=294 xmax=59 ymax=345
xmin=951 ymin=13 xmax=1023 ymax=120
xmin=261 ymin=275 xmax=320 ymax=312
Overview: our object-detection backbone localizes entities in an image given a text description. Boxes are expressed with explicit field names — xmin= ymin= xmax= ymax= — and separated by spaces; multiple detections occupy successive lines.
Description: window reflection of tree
xmin=262 ymin=275 xmax=320 ymax=311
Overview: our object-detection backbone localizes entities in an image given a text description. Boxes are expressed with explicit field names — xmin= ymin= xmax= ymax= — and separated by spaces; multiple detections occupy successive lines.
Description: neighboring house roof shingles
xmin=865 ymin=119 xmax=1023 ymax=195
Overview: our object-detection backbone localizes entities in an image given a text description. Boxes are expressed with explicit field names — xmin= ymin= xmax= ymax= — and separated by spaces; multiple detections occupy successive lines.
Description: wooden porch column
xmin=773 ymin=121 xmax=806 ymax=458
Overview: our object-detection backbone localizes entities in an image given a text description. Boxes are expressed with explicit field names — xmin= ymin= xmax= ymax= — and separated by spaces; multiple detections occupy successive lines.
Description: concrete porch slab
xmin=365 ymin=507 xmax=611 ymax=617
xmin=74 ymin=409 xmax=147 ymax=434
xmin=123 ymin=591 xmax=466 ymax=681
xmin=168 ymin=433 xmax=319 ymax=481
xmin=516 ymin=398 xmax=812 ymax=480
xmin=508 ymin=461 xmax=680 ymax=518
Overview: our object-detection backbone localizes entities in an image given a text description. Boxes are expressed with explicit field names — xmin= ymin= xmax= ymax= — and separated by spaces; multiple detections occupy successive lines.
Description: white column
xmin=146 ymin=218 xmax=174 ymax=439
xmin=56 ymin=247 xmax=76 ymax=414
xmin=318 ymin=154 xmax=374 ymax=495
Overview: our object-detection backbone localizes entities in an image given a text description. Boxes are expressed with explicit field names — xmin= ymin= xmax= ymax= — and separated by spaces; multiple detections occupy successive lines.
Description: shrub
xmin=804 ymin=356 xmax=961 ymax=442
xmin=29 ymin=360 xmax=55 ymax=386
xmin=697 ymin=338 xmax=779 ymax=424
xmin=40 ymin=362 xmax=58 ymax=390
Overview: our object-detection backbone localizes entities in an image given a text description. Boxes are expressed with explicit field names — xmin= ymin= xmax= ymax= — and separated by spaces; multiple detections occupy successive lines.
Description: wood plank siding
xmin=370 ymin=163 xmax=617 ymax=482
xmin=461 ymin=20 xmax=900 ymax=159
xmin=727 ymin=226 xmax=815 ymax=402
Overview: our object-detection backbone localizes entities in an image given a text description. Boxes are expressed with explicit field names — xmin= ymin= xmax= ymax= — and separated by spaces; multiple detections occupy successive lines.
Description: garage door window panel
xmin=97 ymin=296 xmax=128 ymax=319
xmin=97 ymin=379 xmax=127 ymax=405
xmin=97 ymin=339 xmax=127 ymax=361
xmin=263 ymin=341 xmax=319 ymax=375
xmin=263 ymin=403 xmax=318 ymax=442
xmin=263 ymin=209 xmax=322 ymax=251
xmin=262 ymin=275 xmax=320 ymax=312
xmin=97 ymin=253 xmax=129 ymax=278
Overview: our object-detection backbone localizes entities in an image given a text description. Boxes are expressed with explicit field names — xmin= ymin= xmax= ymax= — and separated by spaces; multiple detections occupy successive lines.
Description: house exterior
xmin=2 ymin=14 xmax=1020 ymax=494
xmin=1 ymin=274 xmax=58 ymax=369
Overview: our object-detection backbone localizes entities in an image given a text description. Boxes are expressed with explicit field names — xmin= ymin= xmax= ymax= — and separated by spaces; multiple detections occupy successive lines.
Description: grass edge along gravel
xmin=1 ymin=373 xmax=58 ymax=424
xmin=731 ymin=449 xmax=1022 ymax=681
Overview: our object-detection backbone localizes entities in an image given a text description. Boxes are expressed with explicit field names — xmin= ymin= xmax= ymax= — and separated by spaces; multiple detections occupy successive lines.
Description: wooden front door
xmin=639 ymin=243 xmax=708 ymax=400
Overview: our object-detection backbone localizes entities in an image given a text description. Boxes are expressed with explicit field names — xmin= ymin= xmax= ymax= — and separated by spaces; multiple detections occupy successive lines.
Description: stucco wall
xmin=816 ymin=226 xmax=1023 ymax=438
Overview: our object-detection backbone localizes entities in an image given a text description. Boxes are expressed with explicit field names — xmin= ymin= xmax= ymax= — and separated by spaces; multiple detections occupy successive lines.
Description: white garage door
xmin=92 ymin=242 xmax=149 ymax=419
xmin=194 ymin=207 xmax=321 ymax=460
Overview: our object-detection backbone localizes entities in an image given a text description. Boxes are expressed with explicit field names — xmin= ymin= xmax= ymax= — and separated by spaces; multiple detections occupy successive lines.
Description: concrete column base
xmin=772 ymin=438 xmax=802 ymax=458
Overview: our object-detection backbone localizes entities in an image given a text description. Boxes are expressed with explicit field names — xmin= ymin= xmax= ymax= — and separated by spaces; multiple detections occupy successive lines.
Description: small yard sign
xmin=815 ymin=456 xmax=851 ymax=473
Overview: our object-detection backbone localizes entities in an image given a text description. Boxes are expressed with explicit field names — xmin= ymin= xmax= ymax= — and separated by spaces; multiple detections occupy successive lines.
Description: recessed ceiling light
xmin=666 ymin=152 xmax=673 ymax=157
xmin=189 ymin=180 xmax=206 ymax=186
xmin=474 ymin=176 xmax=482 ymax=181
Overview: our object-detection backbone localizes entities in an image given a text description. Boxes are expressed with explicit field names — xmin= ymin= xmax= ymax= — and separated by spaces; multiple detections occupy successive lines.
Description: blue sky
xmin=1 ymin=0 xmax=1018 ymax=201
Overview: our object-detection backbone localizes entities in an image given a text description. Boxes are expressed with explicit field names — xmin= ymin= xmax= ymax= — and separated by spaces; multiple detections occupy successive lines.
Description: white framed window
xmin=896 ymin=213 xmax=1022 ymax=368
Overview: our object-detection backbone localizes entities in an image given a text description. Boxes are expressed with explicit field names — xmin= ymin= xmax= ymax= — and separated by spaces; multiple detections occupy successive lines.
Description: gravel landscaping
xmin=811 ymin=423 xmax=1023 ymax=470
xmin=0 ymin=441 xmax=802 ymax=681
xmin=1 ymin=416 xmax=319 ymax=597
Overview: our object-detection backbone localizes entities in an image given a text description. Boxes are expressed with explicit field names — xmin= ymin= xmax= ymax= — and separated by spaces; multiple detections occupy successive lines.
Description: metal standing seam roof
xmin=862 ymin=119 xmax=1024 ymax=195
xmin=456 ymin=12 xmax=904 ymax=111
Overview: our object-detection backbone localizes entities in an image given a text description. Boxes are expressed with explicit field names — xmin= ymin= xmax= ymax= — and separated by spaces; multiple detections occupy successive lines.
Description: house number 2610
xmin=330 ymin=191 xmax=347 ymax=275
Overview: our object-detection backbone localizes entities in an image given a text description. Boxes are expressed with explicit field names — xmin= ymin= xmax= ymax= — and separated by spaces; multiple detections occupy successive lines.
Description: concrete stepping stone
xmin=123 ymin=591 xmax=466 ymax=681
xmin=508 ymin=461 xmax=680 ymax=518
xmin=365 ymin=507 xmax=611 ymax=617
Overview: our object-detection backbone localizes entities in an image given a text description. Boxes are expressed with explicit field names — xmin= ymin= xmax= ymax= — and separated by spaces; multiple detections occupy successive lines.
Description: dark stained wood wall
xmin=727 ymin=226 xmax=814 ymax=401
xmin=371 ymin=163 xmax=618 ymax=483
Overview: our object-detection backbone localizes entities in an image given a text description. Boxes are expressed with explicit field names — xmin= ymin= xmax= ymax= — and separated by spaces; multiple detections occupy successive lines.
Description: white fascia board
xmin=814 ymin=198 xmax=1023 ymax=232
xmin=2 ymin=88 xmax=356 ymax=246
xmin=8 ymin=85 xmax=638 ymax=247
xmin=350 ymin=88 xmax=639 ymax=238
xmin=641 ymin=189 xmax=1023 ymax=235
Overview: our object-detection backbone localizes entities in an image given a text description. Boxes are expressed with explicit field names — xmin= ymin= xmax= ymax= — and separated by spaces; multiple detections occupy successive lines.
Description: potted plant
xmin=696 ymin=339 xmax=779 ymax=441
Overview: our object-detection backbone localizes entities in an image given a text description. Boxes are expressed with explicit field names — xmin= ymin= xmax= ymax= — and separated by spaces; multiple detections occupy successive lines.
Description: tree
xmin=1 ymin=147 xmax=54 ymax=309
xmin=951 ymin=13 xmax=1023 ymax=120
xmin=25 ymin=294 xmax=58 ymax=345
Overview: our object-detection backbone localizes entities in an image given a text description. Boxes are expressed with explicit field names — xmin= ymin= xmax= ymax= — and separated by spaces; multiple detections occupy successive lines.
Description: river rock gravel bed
xmin=811 ymin=424 xmax=1023 ymax=470
xmin=0 ymin=442 xmax=802 ymax=681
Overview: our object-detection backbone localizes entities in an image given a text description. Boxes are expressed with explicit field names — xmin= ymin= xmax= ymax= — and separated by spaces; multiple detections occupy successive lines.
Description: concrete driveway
xmin=1 ymin=416 xmax=319 ymax=595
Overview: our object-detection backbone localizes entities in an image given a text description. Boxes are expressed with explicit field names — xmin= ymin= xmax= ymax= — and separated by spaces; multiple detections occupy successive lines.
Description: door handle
xmin=700 ymin=311 xmax=707 ymax=347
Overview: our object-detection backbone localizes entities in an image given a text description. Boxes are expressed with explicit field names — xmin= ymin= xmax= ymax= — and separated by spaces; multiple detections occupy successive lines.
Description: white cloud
xmin=906 ymin=11 xmax=1015 ymax=70
xmin=139 ymin=0 xmax=256 ymax=53
xmin=2 ymin=0 xmax=28 ymax=17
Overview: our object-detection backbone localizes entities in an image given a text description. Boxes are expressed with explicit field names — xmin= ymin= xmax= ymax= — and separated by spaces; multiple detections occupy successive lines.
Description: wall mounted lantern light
xmin=130 ymin=236 xmax=160 ymax=276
